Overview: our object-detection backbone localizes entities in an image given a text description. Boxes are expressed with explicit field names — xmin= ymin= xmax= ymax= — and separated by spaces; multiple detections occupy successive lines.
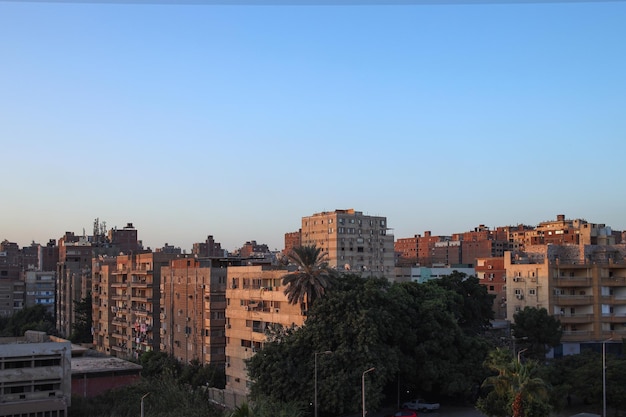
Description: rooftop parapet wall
xmin=510 ymin=244 xmax=626 ymax=265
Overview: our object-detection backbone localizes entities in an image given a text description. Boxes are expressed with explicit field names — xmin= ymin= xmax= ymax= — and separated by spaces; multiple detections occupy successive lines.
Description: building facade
xmin=92 ymin=251 xmax=176 ymax=359
xmin=160 ymin=257 xmax=227 ymax=366
xmin=0 ymin=331 xmax=71 ymax=417
xmin=504 ymin=245 xmax=626 ymax=356
xmin=475 ymin=257 xmax=507 ymax=320
xmin=24 ymin=271 xmax=56 ymax=314
xmin=223 ymin=265 xmax=305 ymax=405
xmin=300 ymin=209 xmax=395 ymax=277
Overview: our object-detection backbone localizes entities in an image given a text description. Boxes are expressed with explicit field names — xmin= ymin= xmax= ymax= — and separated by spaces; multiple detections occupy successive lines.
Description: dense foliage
xmin=282 ymin=245 xmax=337 ymax=307
xmin=511 ymin=307 xmax=562 ymax=361
xmin=0 ymin=304 xmax=55 ymax=336
xmin=71 ymin=294 xmax=93 ymax=344
xmin=69 ymin=352 xmax=226 ymax=416
xmin=69 ymin=372 xmax=223 ymax=417
xmin=477 ymin=349 xmax=552 ymax=417
xmin=247 ymin=273 xmax=494 ymax=415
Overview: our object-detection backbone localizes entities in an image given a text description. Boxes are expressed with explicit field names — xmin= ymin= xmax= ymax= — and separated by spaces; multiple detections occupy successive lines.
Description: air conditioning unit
xmin=244 ymin=306 xmax=249 ymax=311
xmin=516 ymin=294 xmax=524 ymax=300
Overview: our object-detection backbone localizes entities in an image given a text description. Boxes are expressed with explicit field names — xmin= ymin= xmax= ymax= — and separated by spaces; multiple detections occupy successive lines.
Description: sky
xmin=1 ymin=0 xmax=625 ymax=253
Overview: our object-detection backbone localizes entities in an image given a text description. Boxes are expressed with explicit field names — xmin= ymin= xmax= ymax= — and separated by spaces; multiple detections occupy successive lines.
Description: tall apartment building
xmin=504 ymin=244 xmax=626 ymax=356
xmin=224 ymin=265 xmax=305 ymax=405
xmin=58 ymin=224 xmax=142 ymax=339
xmin=300 ymin=209 xmax=395 ymax=277
xmin=0 ymin=331 xmax=71 ymax=417
xmin=92 ymin=251 xmax=176 ymax=359
xmin=160 ymin=257 xmax=227 ymax=366
xmin=56 ymin=232 xmax=94 ymax=338
xmin=24 ymin=271 xmax=56 ymax=314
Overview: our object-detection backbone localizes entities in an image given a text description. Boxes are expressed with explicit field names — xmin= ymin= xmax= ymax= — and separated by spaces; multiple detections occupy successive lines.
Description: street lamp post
xmin=362 ymin=367 xmax=375 ymax=417
xmin=315 ymin=351 xmax=332 ymax=417
xmin=603 ymin=338 xmax=612 ymax=417
xmin=140 ymin=392 xmax=150 ymax=417
xmin=517 ymin=348 xmax=528 ymax=364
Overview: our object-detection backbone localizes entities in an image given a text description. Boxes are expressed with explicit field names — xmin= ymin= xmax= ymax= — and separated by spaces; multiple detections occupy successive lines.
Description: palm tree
xmin=281 ymin=245 xmax=336 ymax=307
xmin=477 ymin=348 xmax=552 ymax=417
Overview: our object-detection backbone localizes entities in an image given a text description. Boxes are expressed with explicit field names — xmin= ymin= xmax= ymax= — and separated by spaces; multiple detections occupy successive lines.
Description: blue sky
xmin=1 ymin=0 xmax=625 ymax=252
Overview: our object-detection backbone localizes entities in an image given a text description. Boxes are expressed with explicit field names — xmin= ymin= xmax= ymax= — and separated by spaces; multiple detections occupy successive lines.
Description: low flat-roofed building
xmin=71 ymin=353 xmax=142 ymax=398
xmin=0 ymin=331 xmax=71 ymax=417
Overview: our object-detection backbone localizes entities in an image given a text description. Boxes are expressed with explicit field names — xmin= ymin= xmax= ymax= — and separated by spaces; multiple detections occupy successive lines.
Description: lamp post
xmin=517 ymin=348 xmax=528 ymax=364
xmin=315 ymin=351 xmax=332 ymax=417
xmin=362 ymin=367 xmax=375 ymax=417
xmin=603 ymin=338 xmax=612 ymax=417
xmin=140 ymin=392 xmax=150 ymax=417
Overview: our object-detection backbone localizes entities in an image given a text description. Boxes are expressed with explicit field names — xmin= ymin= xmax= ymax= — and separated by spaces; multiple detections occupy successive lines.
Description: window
xmin=529 ymin=289 xmax=536 ymax=295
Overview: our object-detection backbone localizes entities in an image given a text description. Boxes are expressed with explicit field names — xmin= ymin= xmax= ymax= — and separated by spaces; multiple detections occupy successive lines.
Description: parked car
xmin=394 ymin=410 xmax=418 ymax=417
xmin=401 ymin=399 xmax=440 ymax=412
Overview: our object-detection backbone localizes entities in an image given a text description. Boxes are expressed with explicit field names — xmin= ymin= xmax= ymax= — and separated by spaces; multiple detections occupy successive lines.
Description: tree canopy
xmin=247 ymin=273 xmax=494 ymax=415
xmin=0 ymin=304 xmax=55 ymax=337
xmin=282 ymin=245 xmax=337 ymax=307
xmin=477 ymin=348 xmax=552 ymax=417
xmin=511 ymin=307 xmax=562 ymax=361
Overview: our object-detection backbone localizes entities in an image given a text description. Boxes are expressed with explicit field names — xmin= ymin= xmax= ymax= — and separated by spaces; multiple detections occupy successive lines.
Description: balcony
xmin=600 ymin=276 xmax=626 ymax=286
xmin=557 ymin=313 xmax=593 ymax=324
xmin=601 ymin=314 xmax=626 ymax=324
xmin=552 ymin=277 xmax=592 ymax=287
xmin=561 ymin=330 xmax=594 ymax=342
xmin=553 ymin=295 xmax=593 ymax=306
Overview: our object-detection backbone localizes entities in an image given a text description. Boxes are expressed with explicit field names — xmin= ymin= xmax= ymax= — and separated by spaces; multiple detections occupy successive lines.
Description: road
xmin=364 ymin=405 xmax=486 ymax=417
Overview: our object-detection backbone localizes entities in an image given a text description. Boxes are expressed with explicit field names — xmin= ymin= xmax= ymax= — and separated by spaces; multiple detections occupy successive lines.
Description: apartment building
xmin=24 ymin=271 xmax=55 ymax=314
xmin=56 ymin=232 xmax=94 ymax=338
xmin=224 ymin=265 xmax=305 ymax=404
xmin=300 ymin=209 xmax=395 ymax=277
xmin=509 ymin=214 xmax=619 ymax=248
xmin=192 ymin=235 xmax=224 ymax=258
xmin=283 ymin=231 xmax=301 ymax=256
xmin=160 ymin=257 xmax=227 ymax=366
xmin=0 ymin=331 xmax=71 ymax=417
xmin=92 ymin=251 xmax=176 ymax=359
xmin=475 ymin=257 xmax=507 ymax=320
xmin=504 ymin=244 xmax=626 ymax=356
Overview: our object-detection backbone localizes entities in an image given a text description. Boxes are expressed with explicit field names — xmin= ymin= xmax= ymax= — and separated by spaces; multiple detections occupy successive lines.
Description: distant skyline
xmin=1 ymin=1 xmax=625 ymax=252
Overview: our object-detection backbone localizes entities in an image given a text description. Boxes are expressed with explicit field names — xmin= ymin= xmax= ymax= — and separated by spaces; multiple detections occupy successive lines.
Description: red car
xmin=395 ymin=410 xmax=418 ymax=417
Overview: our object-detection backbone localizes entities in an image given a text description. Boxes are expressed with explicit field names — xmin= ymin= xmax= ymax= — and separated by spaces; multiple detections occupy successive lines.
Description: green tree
xmin=477 ymin=348 xmax=552 ymax=417
xmin=392 ymin=280 xmax=491 ymax=401
xmin=282 ymin=245 xmax=336 ymax=307
xmin=512 ymin=307 xmax=562 ymax=361
xmin=546 ymin=349 xmax=626 ymax=413
xmin=0 ymin=304 xmax=55 ymax=337
xmin=71 ymin=294 xmax=93 ymax=344
xmin=427 ymin=271 xmax=496 ymax=335
xmin=248 ymin=275 xmax=495 ymax=413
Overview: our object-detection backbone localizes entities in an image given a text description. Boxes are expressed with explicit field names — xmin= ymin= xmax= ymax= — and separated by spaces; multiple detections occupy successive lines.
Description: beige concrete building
xmin=222 ymin=265 xmax=305 ymax=406
xmin=300 ymin=209 xmax=395 ymax=278
xmin=92 ymin=251 xmax=176 ymax=359
xmin=160 ymin=257 xmax=227 ymax=366
xmin=504 ymin=244 xmax=626 ymax=355
xmin=0 ymin=331 xmax=71 ymax=417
